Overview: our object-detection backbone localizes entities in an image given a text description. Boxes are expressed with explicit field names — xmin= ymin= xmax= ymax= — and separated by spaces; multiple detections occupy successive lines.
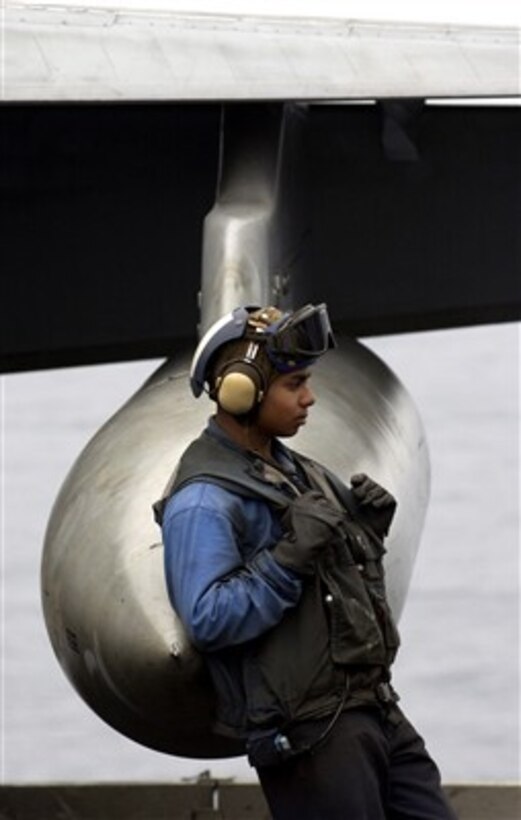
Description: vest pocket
xmin=327 ymin=583 xmax=387 ymax=665
xmin=319 ymin=541 xmax=388 ymax=666
xmin=243 ymin=579 xmax=337 ymax=725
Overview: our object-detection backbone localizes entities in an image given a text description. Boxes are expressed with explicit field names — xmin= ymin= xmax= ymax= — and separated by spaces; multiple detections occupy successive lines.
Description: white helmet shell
xmin=189 ymin=306 xmax=253 ymax=397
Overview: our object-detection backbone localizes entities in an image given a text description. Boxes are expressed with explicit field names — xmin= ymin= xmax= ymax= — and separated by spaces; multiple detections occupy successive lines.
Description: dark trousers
xmin=256 ymin=706 xmax=458 ymax=820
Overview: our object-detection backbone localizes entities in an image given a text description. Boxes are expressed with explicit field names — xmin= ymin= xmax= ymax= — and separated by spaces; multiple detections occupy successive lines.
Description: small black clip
xmin=376 ymin=682 xmax=399 ymax=705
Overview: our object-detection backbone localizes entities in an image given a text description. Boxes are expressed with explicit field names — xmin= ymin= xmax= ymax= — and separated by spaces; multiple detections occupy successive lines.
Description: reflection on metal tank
xmin=41 ymin=337 xmax=429 ymax=757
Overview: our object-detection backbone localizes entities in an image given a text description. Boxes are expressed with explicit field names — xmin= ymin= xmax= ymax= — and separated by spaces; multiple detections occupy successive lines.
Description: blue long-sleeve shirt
xmin=162 ymin=422 xmax=304 ymax=652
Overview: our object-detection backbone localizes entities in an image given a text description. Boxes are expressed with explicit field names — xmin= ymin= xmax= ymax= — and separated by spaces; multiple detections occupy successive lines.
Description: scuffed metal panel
xmin=4 ymin=5 xmax=520 ymax=101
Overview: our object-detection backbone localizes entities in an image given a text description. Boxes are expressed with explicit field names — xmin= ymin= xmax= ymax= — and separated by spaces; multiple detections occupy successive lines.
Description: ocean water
xmin=1 ymin=322 xmax=519 ymax=784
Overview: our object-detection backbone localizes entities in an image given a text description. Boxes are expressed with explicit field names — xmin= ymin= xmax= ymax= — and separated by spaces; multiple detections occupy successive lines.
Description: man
xmin=156 ymin=304 xmax=457 ymax=820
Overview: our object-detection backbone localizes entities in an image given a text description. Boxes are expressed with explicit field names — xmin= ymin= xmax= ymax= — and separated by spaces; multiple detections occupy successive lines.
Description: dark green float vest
xmin=155 ymin=430 xmax=400 ymax=733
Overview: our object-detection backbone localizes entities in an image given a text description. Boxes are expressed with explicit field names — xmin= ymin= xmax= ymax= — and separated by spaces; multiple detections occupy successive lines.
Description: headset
xmin=190 ymin=304 xmax=335 ymax=416
xmin=213 ymin=342 xmax=268 ymax=415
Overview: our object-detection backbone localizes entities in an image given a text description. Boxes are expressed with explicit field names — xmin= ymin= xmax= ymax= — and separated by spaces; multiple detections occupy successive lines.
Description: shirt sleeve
xmin=162 ymin=497 xmax=303 ymax=652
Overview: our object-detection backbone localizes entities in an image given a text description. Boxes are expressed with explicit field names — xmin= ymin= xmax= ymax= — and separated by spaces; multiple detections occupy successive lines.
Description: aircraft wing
xmin=5 ymin=5 xmax=519 ymax=101
xmin=1 ymin=7 xmax=520 ymax=372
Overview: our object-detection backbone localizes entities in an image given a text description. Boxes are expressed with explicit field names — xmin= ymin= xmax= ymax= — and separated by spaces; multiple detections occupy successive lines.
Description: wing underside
xmin=1 ymin=8 xmax=519 ymax=372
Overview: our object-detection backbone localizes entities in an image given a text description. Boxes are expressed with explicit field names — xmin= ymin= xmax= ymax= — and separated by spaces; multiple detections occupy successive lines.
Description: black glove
xmin=272 ymin=491 xmax=346 ymax=575
xmin=350 ymin=473 xmax=397 ymax=538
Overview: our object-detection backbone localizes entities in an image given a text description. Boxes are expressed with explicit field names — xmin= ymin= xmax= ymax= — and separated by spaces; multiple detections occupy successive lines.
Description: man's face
xmin=256 ymin=368 xmax=315 ymax=438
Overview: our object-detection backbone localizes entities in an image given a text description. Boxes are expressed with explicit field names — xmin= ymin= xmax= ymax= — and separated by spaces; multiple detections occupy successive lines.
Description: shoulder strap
xmin=153 ymin=431 xmax=294 ymax=524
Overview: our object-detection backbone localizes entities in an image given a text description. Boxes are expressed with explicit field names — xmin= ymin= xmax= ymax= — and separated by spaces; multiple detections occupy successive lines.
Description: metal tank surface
xmin=41 ymin=337 xmax=429 ymax=758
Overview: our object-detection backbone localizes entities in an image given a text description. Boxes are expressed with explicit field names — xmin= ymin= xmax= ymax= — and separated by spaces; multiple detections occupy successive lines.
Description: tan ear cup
xmin=216 ymin=371 xmax=260 ymax=415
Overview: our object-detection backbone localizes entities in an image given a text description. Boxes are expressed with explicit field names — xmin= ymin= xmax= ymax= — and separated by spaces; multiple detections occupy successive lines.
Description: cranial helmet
xmin=190 ymin=303 xmax=336 ymax=415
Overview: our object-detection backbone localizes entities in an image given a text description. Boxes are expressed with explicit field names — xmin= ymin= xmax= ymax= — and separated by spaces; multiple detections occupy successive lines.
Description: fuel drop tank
xmin=41 ymin=337 xmax=429 ymax=757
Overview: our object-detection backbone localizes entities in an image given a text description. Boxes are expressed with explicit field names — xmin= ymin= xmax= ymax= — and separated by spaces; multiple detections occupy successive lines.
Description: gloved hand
xmin=350 ymin=473 xmax=397 ymax=538
xmin=272 ymin=490 xmax=346 ymax=575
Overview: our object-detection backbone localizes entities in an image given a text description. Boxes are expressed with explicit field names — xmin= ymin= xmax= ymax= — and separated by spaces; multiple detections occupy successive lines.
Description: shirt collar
xmin=206 ymin=416 xmax=295 ymax=472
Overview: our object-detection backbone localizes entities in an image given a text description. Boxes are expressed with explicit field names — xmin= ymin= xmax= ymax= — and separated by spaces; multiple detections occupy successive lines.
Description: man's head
xmin=190 ymin=303 xmax=335 ymax=419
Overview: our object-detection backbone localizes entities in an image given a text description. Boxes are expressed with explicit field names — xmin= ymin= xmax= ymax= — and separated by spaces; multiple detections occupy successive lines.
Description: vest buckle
xmin=376 ymin=682 xmax=399 ymax=705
